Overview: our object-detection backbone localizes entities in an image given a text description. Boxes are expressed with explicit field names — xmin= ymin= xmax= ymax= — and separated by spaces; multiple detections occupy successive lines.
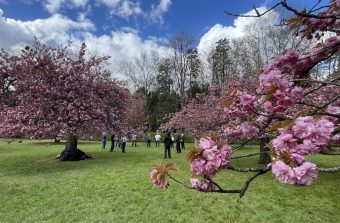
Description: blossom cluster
xmin=190 ymin=178 xmax=217 ymax=191
xmin=190 ymin=138 xmax=231 ymax=190
xmin=224 ymin=122 xmax=259 ymax=140
xmin=150 ymin=169 xmax=168 ymax=189
xmin=257 ymin=50 xmax=304 ymax=113
xmin=270 ymin=116 xmax=334 ymax=185
xmin=224 ymin=90 xmax=257 ymax=120
xmin=290 ymin=0 xmax=339 ymax=40
xmin=271 ymin=161 xmax=318 ymax=186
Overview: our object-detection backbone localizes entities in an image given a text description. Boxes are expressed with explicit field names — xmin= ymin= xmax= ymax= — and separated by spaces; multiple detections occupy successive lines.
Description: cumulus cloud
xmin=197 ymin=7 xmax=277 ymax=57
xmin=0 ymin=8 xmax=167 ymax=78
xmin=43 ymin=0 xmax=89 ymax=13
xmin=148 ymin=0 xmax=171 ymax=24
xmin=41 ymin=0 xmax=171 ymax=24
xmin=96 ymin=0 xmax=142 ymax=18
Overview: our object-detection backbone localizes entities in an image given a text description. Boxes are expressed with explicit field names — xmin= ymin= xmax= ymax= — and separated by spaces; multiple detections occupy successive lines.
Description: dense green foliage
xmin=1 ymin=140 xmax=340 ymax=223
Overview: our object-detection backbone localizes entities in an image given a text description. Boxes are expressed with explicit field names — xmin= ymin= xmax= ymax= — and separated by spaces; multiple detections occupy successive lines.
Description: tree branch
xmin=281 ymin=1 xmax=340 ymax=19
xmin=227 ymin=166 xmax=269 ymax=172
xmin=292 ymin=79 xmax=340 ymax=87
xmin=231 ymin=151 xmax=270 ymax=160
xmin=240 ymin=168 xmax=270 ymax=198
xmin=225 ymin=1 xmax=339 ymax=19
xmin=232 ymin=137 xmax=255 ymax=153
xmin=168 ymin=175 xmax=194 ymax=190
xmin=318 ymin=167 xmax=340 ymax=173
xmin=225 ymin=3 xmax=281 ymax=18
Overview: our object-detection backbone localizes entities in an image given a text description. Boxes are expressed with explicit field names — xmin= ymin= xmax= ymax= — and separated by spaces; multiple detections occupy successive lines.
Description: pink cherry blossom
xmin=190 ymin=178 xmax=217 ymax=191
xmin=150 ymin=169 xmax=168 ymax=189
xmin=294 ymin=162 xmax=318 ymax=186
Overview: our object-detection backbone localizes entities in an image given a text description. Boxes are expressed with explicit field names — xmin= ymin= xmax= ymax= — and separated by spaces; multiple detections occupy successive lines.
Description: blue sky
xmin=0 ymin=0 xmax=317 ymax=76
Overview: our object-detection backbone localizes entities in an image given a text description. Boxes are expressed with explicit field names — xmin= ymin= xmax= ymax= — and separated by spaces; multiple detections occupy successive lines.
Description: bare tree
xmin=168 ymin=32 xmax=195 ymax=105
xmin=118 ymin=50 xmax=160 ymax=93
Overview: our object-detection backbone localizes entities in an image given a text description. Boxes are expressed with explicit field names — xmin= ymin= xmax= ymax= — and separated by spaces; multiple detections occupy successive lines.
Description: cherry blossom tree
xmin=0 ymin=41 xmax=131 ymax=155
xmin=150 ymin=0 xmax=340 ymax=197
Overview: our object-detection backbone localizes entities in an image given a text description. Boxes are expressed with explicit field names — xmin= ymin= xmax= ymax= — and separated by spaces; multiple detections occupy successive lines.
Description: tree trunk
xmin=66 ymin=134 xmax=77 ymax=151
xmin=59 ymin=134 xmax=79 ymax=161
xmin=54 ymin=135 xmax=61 ymax=143
xmin=258 ymin=137 xmax=271 ymax=164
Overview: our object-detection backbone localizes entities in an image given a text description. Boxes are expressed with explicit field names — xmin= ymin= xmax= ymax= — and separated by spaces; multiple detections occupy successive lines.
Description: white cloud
xmin=0 ymin=8 xmax=167 ymax=78
xmin=148 ymin=0 xmax=171 ymax=24
xmin=197 ymin=7 xmax=277 ymax=57
xmin=43 ymin=0 xmax=88 ymax=13
xmin=95 ymin=0 xmax=142 ymax=19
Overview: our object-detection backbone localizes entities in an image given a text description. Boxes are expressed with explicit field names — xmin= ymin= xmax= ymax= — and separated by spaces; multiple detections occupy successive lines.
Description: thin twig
xmin=304 ymin=76 xmax=340 ymax=96
xmin=232 ymin=137 xmax=255 ymax=153
xmin=281 ymin=1 xmax=340 ymax=19
xmin=168 ymin=175 xmax=193 ymax=189
xmin=240 ymin=168 xmax=270 ymax=198
xmin=225 ymin=3 xmax=281 ymax=18
xmin=292 ymin=79 xmax=340 ymax=87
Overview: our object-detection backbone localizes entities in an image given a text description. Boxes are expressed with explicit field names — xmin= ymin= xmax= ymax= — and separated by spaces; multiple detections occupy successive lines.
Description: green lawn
xmin=0 ymin=140 xmax=340 ymax=223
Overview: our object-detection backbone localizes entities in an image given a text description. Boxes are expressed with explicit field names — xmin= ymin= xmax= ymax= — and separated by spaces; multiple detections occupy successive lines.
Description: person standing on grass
xmin=175 ymin=132 xmax=181 ymax=154
xmin=163 ymin=132 xmax=172 ymax=159
xmin=121 ymin=135 xmax=127 ymax=153
xmin=115 ymin=135 xmax=119 ymax=147
xmin=155 ymin=132 xmax=161 ymax=147
xmin=110 ymin=133 xmax=115 ymax=152
xmin=131 ymin=133 xmax=137 ymax=147
xmin=181 ymin=133 xmax=185 ymax=150
xmin=171 ymin=135 xmax=175 ymax=148
xmin=102 ymin=132 xmax=107 ymax=150
xmin=146 ymin=133 xmax=151 ymax=147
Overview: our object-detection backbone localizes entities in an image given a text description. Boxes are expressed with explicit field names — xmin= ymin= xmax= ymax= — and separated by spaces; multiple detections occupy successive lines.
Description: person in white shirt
xmin=121 ymin=136 xmax=127 ymax=153
xmin=155 ymin=133 xmax=161 ymax=146
xmin=131 ymin=133 xmax=137 ymax=147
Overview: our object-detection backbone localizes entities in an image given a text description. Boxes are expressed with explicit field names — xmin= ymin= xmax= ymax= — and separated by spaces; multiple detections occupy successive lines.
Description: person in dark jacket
xmin=102 ymin=132 xmax=107 ymax=150
xmin=175 ymin=132 xmax=181 ymax=154
xmin=180 ymin=133 xmax=185 ymax=150
xmin=163 ymin=132 xmax=172 ymax=159
xmin=110 ymin=133 xmax=115 ymax=152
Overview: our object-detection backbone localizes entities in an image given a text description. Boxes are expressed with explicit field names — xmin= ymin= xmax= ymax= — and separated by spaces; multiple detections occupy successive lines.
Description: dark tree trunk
xmin=54 ymin=135 xmax=61 ymax=143
xmin=258 ymin=137 xmax=271 ymax=164
xmin=66 ymin=134 xmax=77 ymax=151
xmin=59 ymin=134 xmax=79 ymax=161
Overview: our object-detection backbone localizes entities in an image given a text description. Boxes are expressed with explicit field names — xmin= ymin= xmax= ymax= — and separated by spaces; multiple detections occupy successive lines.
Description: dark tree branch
xmin=281 ymin=1 xmax=340 ymax=19
xmin=309 ymin=0 xmax=322 ymax=13
xmin=240 ymin=168 xmax=270 ymax=198
xmin=293 ymin=79 xmax=340 ymax=87
xmin=332 ymin=127 xmax=340 ymax=136
xmin=225 ymin=1 xmax=339 ymax=19
xmin=225 ymin=3 xmax=281 ymax=18
xmin=232 ymin=137 xmax=255 ymax=152
xmin=304 ymin=76 xmax=340 ymax=96
xmin=168 ymin=175 xmax=194 ymax=190
xmin=168 ymin=167 xmax=270 ymax=197
xmin=312 ymin=112 xmax=340 ymax=119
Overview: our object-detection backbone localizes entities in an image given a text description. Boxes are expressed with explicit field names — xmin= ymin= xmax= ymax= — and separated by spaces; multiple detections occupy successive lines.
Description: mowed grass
xmin=0 ymin=140 xmax=340 ymax=223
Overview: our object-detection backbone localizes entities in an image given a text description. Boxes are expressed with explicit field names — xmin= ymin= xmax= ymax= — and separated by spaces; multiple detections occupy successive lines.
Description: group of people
xmin=101 ymin=131 xmax=186 ymax=159
xmin=163 ymin=132 xmax=185 ymax=159
xmin=102 ymin=133 xmax=127 ymax=153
